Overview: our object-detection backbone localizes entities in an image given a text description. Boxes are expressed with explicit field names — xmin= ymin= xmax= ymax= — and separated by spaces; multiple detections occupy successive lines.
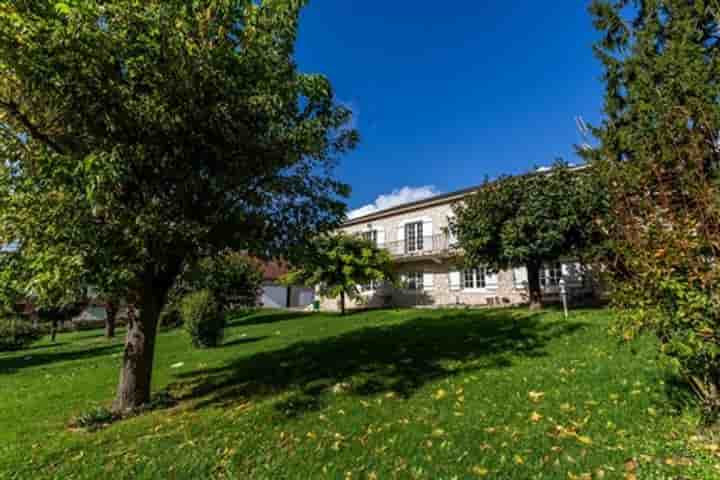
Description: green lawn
xmin=1 ymin=308 xmax=718 ymax=479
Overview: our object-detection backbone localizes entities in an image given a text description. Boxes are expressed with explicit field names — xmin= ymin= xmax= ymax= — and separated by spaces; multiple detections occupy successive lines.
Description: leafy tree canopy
xmin=587 ymin=1 xmax=720 ymax=415
xmin=0 ymin=0 xmax=357 ymax=410
xmin=284 ymin=234 xmax=395 ymax=314
xmin=452 ymin=162 xmax=608 ymax=308
xmin=174 ymin=251 xmax=264 ymax=311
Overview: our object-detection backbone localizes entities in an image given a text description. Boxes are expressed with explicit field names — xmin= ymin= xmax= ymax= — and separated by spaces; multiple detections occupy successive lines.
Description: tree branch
xmin=0 ymin=100 xmax=65 ymax=155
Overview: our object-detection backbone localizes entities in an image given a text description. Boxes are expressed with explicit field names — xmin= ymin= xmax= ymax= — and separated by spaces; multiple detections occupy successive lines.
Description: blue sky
xmin=295 ymin=1 xmax=605 ymax=217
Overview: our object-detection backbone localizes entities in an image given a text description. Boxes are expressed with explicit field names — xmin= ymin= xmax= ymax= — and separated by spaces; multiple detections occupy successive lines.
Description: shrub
xmin=178 ymin=251 xmax=263 ymax=311
xmin=0 ymin=317 xmax=42 ymax=351
xmin=180 ymin=290 xmax=225 ymax=348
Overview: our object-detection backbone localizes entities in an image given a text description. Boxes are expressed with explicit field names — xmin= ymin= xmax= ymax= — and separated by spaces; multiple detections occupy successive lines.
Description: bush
xmin=180 ymin=290 xmax=225 ymax=348
xmin=179 ymin=252 xmax=263 ymax=310
xmin=0 ymin=317 xmax=42 ymax=351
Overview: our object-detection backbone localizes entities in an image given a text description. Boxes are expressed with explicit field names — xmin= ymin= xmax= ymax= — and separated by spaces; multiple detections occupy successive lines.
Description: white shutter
xmin=485 ymin=270 xmax=499 ymax=290
xmin=423 ymin=219 xmax=433 ymax=251
xmin=513 ymin=267 xmax=528 ymax=289
xmin=449 ymin=270 xmax=461 ymax=291
xmin=423 ymin=272 xmax=434 ymax=290
xmin=423 ymin=219 xmax=433 ymax=235
xmin=376 ymin=228 xmax=385 ymax=246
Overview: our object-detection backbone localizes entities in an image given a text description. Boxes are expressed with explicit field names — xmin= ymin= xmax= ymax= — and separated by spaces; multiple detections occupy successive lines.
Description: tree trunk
xmin=105 ymin=300 xmax=118 ymax=339
xmin=526 ymin=261 xmax=543 ymax=310
xmin=340 ymin=291 xmax=346 ymax=315
xmin=50 ymin=318 xmax=58 ymax=342
xmin=112 ymin=285 xmax=166 ymax=413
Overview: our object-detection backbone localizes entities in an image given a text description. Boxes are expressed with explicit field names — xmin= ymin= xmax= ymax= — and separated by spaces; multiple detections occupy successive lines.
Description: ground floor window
xmin=404 ymin=272 xmax=424 ymax=290
xmin=361 ymin=230 xmax=378 ymax=245
xmin=463 ymin=267 xmax=487 ymax=290
xmin=360 ymin=279 xmax=380 ymax=292
xmin=540 ymin=262 xmax=563 ymax=287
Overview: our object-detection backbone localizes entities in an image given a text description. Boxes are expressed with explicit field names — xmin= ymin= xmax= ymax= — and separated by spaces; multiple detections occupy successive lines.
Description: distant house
xmin=259 ymin=260 xmax=315 ymax=309
xmin=319 ymin=172 xmax=599 ymax=312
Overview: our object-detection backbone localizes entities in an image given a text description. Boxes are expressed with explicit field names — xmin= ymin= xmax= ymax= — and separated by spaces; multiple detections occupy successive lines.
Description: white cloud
xmin=348 ymin=185 xmax=441 ymax=220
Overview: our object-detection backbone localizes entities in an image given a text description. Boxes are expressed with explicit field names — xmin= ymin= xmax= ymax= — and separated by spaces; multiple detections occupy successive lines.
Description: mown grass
xmin=1 ymin=308 xmax=718 ymax=479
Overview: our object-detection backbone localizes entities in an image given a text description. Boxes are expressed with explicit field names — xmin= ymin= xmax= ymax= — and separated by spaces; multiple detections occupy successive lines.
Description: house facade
xmin=319 ymin=186 xmax=597 ymax=311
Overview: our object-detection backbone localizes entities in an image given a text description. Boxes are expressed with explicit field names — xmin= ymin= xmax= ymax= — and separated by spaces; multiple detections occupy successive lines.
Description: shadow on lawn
xmin=227 ymin=311 xmax=314 ymax=328
xmin=0 ymin=344 xmax=122 ymax=375
xmin=171 ymin=310 xmax=589 ymax=416
xmin=222 ymin=336 xmax=271 ymax=348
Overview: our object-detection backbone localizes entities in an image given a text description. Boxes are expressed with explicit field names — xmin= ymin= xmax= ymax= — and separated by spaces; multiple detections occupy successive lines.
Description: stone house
xmin=319 ymin=184 xmax=597 ymax=311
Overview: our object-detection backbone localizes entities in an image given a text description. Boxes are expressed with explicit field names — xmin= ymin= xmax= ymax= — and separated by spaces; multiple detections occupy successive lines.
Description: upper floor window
xmin=463 ymin=267 xmax=487 ymax=290
xmin=361 ymin=230 xmax=378 ymax=245
xmin=405 ymin=222 xmax=424 ymax=252
xmin=540 ymin=262 xmax=562 ymax=287
xmin=404 ymin=272 xmax=424 ymax=290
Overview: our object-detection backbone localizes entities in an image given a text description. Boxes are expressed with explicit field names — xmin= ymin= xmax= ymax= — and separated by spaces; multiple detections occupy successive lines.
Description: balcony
xmin=382 ymin=234 xmax=456 ymax=262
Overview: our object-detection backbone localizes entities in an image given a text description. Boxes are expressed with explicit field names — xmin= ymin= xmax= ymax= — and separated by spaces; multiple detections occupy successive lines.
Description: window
xmin=361 ymin=230 xmax=378 ymax=245
xmin=404 ymin=272 xmax=424 ymax=290
xmin=360 ymin=279 xmax=380 ymax=292
xmin=405 ymin=222 xmax=424 ymax=252
xmin=540 ymin=262 xmax=563 ymax=287
xmin=463 ymin=267 xmax=487 ymax=290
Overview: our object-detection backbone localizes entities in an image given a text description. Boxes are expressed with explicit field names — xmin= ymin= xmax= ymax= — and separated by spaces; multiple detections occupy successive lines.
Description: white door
xmin=261 ymin=285 xmax=288 ymax=309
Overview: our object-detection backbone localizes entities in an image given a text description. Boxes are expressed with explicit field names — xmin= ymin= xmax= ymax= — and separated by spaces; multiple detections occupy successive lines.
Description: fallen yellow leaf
xmin=528 ymin=391 xmax=545 ymax=403
xmin=472 ymin=466 xmax=489 ymax=476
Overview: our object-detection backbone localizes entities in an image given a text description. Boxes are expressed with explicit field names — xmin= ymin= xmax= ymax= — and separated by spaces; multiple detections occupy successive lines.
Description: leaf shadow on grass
xmin=16 ymin=342 xmax=70 ymax=352
xmin=664 ymin=375 xmax=700 ymax=412
xmin=170 ymin=310 xmax=589 ymax=418
xmin=226 ymin=311 xmax=315 ymax=328
xmin=0 ymin=345 xmax=123 ymax=375
xmin=222 ymin=336 xmax=271 ymax=348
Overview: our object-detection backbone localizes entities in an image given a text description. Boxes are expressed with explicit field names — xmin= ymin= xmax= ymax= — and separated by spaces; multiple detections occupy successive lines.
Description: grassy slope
xmin=0 ymin=308 xmax=717 ymax=479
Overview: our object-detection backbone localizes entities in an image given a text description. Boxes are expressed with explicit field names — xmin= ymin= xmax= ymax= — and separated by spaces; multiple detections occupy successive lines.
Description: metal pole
xmin=559 ymin=278 xmax=568 ymax=319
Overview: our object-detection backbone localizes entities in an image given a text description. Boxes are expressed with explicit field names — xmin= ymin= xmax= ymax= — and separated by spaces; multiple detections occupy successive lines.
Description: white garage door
xmin=261 ymin=285 xmax=287 ymax=309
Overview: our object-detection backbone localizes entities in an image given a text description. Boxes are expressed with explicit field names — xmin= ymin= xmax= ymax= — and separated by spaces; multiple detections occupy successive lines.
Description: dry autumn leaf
xmin=472 ymin=466 xmax=489 ymax=476
xmin=528 ymin=391 xmax=545 ymax=403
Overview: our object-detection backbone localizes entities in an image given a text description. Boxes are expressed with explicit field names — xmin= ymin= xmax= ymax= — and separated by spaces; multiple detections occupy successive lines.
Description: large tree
xmin=0 ymin=0 xmax=357 ymax=412
xmin=452 ymin=163 xmax=607 ymax=309
xmin=587 ymin=1 xmax=720 ymax=413
xmin=284 ymin=234 xmax=395 ymax=314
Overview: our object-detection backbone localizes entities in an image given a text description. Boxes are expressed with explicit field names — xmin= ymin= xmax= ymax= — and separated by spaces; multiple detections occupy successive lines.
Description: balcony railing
xmin=382 ymin=234 xmax=455 ymax=259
